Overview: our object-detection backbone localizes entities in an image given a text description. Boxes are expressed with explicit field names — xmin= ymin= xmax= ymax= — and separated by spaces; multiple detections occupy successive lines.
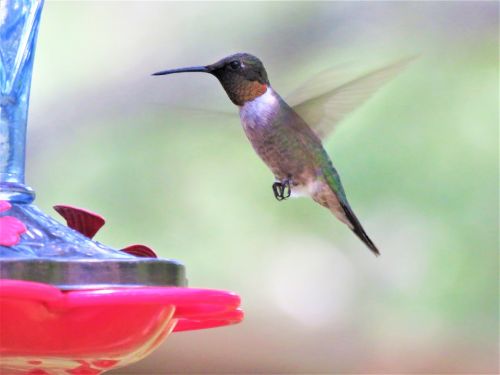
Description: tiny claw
xmin=272 ymin=179 xmax=291 ymax=201
xmin=272 ymin=182 xmax=284 ymax=201
xmin=282 ymin=179 xmax=291 ymax=199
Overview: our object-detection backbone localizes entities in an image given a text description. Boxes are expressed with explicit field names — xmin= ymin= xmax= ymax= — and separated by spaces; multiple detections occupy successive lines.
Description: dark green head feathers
xmin=208 ymin=53 xmax=269 ymax=85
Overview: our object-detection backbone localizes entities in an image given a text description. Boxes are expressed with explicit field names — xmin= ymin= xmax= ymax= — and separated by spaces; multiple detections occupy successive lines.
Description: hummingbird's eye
xmin=229 ymin=60 xmax=241 ymax=70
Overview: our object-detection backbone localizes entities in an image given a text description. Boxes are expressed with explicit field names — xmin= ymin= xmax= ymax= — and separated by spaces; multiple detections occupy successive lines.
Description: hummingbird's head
xmin=207 ymin=53 xmax=270 ymax=106
xmin=153 ymin=53 xmax=270 ymax=106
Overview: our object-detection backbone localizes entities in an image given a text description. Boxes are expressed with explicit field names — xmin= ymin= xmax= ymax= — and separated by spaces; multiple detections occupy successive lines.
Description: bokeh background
xmin=28 ymin=1 xmax=497 ymax=374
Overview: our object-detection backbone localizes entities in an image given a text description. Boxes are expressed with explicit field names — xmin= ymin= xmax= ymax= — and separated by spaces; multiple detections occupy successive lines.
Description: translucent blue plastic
xmin=0 ymin=0 xmax=133 ymax=259
xmin=0 ymin=0 xmax=41 ymax=203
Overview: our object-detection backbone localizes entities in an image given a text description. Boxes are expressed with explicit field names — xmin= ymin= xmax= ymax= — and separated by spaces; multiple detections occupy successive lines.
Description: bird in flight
xmin=153 ymin=53 xmax=413 ymax=255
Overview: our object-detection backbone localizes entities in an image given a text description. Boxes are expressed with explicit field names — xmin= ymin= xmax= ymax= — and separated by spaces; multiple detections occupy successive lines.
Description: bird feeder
xmin=0 ymin=1 xmax=243 ymax=374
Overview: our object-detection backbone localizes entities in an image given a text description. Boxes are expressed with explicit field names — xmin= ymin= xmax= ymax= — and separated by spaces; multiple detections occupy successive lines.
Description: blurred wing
xmin=171 ymin=106 xmax=236 ymax=119
xmin=289 ymin=57 xmax=416 ymax=139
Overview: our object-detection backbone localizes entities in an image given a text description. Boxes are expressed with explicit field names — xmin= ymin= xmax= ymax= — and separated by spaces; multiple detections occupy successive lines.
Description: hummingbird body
xmin=153 ymin=53 xmax=381 ymax=255
xmin=239 ymin=87 xmax=335 ymax=202
xmin=239 ymin=86 xmax=375 ymax=250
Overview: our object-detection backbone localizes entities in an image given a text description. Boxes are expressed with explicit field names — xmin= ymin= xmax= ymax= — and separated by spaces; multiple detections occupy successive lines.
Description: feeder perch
xmin=0 ymin=1 xmax=243 ymax=374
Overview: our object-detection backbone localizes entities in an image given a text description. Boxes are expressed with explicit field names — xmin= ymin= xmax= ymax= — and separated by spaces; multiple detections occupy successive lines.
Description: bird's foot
xmin=272 ymin=179 xmax=291 ymax=201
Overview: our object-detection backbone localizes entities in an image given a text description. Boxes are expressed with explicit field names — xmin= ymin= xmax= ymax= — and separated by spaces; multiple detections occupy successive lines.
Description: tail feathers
xmin=339 ymin=200 xmax=380 ymax=256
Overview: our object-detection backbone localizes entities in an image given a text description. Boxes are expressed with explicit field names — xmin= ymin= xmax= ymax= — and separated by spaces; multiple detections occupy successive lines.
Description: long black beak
xmin=152 ymin=65 xmax=210 ymax=76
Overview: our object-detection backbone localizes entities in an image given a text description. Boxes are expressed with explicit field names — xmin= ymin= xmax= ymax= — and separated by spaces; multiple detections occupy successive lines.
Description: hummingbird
xmin=153 ymin=53 xmax=412 ymax=255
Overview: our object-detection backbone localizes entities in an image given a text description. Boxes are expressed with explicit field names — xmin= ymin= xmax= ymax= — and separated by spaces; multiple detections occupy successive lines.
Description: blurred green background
xmin=29 ymin=1 xmax=497 ymax=374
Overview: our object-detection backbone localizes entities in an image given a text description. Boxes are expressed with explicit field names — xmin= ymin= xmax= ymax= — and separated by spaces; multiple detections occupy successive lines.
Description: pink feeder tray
xmin=0 ymin=279 xmax=243 ymax=374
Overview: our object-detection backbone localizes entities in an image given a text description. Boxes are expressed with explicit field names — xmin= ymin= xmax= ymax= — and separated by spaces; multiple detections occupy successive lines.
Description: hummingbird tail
xmin=339 ymin=200 xmax=380 ymax=256
xmin=312 ymin=184 xmax=380 ymax=256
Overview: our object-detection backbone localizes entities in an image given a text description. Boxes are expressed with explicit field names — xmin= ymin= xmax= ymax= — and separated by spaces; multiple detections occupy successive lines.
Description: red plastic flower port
xmin=53 ymin=204 xmax=158 ymax=258
xmin=0 ymin=201 xmax=27 ymax=246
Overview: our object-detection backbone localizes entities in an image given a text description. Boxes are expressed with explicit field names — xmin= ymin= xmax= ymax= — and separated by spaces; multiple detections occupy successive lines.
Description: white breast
xmin=239 ymin=87 xmax=279 ymax=129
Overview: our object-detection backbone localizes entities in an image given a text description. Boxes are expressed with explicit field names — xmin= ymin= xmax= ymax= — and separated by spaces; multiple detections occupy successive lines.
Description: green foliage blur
xmin=29 ymin=1 xmax=497 ymax=373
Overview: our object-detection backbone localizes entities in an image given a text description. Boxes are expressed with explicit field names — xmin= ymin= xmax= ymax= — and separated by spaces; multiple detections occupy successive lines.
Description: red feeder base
xmin=0 ymin=280 xmax=243 ymax=374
